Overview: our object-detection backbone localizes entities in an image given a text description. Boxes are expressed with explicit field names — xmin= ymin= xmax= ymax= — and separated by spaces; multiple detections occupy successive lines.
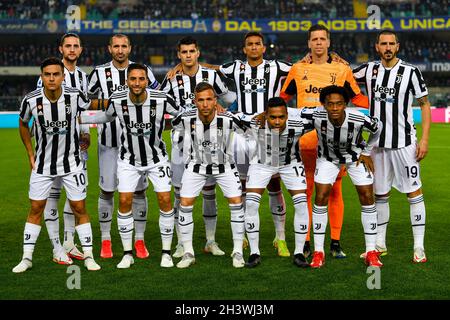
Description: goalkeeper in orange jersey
xmin=280 ymin=24 xmax=369 ymax=259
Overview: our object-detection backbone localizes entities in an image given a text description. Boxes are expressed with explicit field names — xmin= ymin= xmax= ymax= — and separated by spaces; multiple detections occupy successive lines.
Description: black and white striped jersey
xmin=298 ymin=107 xmax=382 ymax=164
xmin=87 ymin=60 xmax=159 ymax=148
xmin=81 ymin=88 xmax=179 ymax=167
xmin=220 ymin=59 xmax=291 ymax=115
xmin=36 ymin=65 xmax=89 ymax=136
xmin=37 ymin=66 xmax=88 ymax=96
xmin=248 ymin=117 xmax=305 ymax=167
xmin=353 ymin=59 xmax=428 ymax=149
xmin=160 ymin=65 xmax=236 ymax=110
xmin=19 ymin=86 xmax=90 ymax=175
xmin=172 ymin=110 xmax=247 ymax=174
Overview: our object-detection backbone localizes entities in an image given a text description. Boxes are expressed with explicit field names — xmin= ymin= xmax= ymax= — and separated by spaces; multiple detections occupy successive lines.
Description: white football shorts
xmin=29 ymin=168 xmax=87 ymax=201
xmin=371 ymin=144 xmax=422 ymax=194
xmin=117 ymin=159 xmax=172 ymax=193
xmin=314 ymin=158 xmax=373 ymax=186
xmin=180 ymin=166 xmax=242 ymax=198
xmin=246 ymin=162 xmax=307 ymax=191
xmin=98 ymin=144 xmax=148 ymax=192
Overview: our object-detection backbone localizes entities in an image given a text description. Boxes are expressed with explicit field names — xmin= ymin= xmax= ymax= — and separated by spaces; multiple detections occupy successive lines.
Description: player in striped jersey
xmin=171 ymin=82 xmax=247 ymax=269
xmin=213 ymin=32 xmax=293 ymax=257
xmin=161 ymin=36 xmax=236 ymax=258
xmin=81 ymin=63 xmax=179 ymax=268
xmin=281 ymin=24 xmax=369 ymax=259
xmin=36 ymin=33 xmax=90 ymax=263
xmin=88 ymin=34 xmax=159 ymax=259
xmin=296 ymin=85 xmax=383 ymax=268
xmin=243 ymin=97 xmax=310 ymax=268
xmin=166 ymin=32 xmax=291 ymax=257
xmin=13 ymin=58 xmax=101 ymax=273
xmin=353 ymin=30 xmax=431 ymax=263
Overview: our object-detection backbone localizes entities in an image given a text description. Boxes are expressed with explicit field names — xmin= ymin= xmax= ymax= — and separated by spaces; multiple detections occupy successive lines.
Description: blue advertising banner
xmin=0 ymin=17 xmax=449 ymax=34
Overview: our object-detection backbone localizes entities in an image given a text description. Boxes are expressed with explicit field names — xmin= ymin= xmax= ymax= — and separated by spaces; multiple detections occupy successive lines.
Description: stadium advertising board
xmin=1 ymin=17 xmax=449 ymax=34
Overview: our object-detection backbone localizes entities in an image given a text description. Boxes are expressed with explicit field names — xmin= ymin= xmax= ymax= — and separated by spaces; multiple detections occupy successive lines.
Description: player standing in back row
xmin=281 ymin=24 xmax=369 ymax=259
xmin=88 ymin=34 xmax=159 ymax=259
xmin=161 ymin=36 xmax=236 ymax=258
xmin=353 ymin=30 xmax=431 ymax=263
xmin=37 ymin=33 xmax=90 ymax=264
xmin=81 ymin=63 xmax=179 ymax=268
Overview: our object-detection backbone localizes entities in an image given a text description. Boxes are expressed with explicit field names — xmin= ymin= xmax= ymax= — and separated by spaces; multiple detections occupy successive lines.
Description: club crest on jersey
xmin=330 ymin=73 xmax=337 ymax=84
xmin=396 ymin=74 xmax=403 ymax=84
xmin=347 ymin=131 xmax=353 ymax=139
xmin=217 ymin=128 xmax=223 ymax=136
xmin=150 ymin=107 xmax=156 ymax=117
xmin=65 ymin=104 xmax=71 ymax=114
xmin=264 ymin=64 xmax=270 ymax=73
xmin=287 ymin=137 xmax=294 ymax=144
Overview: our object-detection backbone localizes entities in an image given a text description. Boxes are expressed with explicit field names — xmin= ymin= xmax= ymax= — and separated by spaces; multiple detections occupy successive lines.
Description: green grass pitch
xmin=0 ymin=124 xmax=449 ymax=300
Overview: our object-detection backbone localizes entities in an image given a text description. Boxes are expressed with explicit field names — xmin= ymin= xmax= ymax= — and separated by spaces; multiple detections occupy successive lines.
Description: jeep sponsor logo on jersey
xmin=42 ymin=119 xmax=69 ymax=129
xmin=181 ymin=92 xmax=196 ymax=101
xmin=241 ymin=78 xmax=266 ymax=86
xmin=127 ymin=121 xmax=152 ymax=130
xmin=305 ymin=84 xmax=324 ymax=94
xmin=373 ymin=84 xmax=396 ymax=95
xmin=110 ymin=84 xmax=128 ymax=94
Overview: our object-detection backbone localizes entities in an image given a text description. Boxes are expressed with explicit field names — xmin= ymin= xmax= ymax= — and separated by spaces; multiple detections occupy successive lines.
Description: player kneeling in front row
xmin=81 ymin=63 xmax=179 ymax=268
xmin=13 ymin=57 xmax=100 ymax=273
xmin=172 ymin=82 xmax=247 ymax=269
xmin=244 ymin=97 xmax=310 ymax=268
xmin=296 ymin=85 xmax=383 ymax=268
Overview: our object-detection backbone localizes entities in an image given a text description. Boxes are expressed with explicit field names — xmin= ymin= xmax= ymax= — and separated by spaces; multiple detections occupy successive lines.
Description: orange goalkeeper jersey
xmin=281 ymin=55 xmax=368 ymax=108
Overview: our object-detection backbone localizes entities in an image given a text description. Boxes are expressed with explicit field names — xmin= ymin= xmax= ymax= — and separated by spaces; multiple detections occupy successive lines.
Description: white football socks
xmin=245 ymin=193 xmax=261 ymax=255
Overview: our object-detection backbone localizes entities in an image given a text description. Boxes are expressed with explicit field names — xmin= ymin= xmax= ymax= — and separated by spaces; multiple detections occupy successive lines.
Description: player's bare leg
xmin=70 ymin=199 xmax=100 ymax=271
